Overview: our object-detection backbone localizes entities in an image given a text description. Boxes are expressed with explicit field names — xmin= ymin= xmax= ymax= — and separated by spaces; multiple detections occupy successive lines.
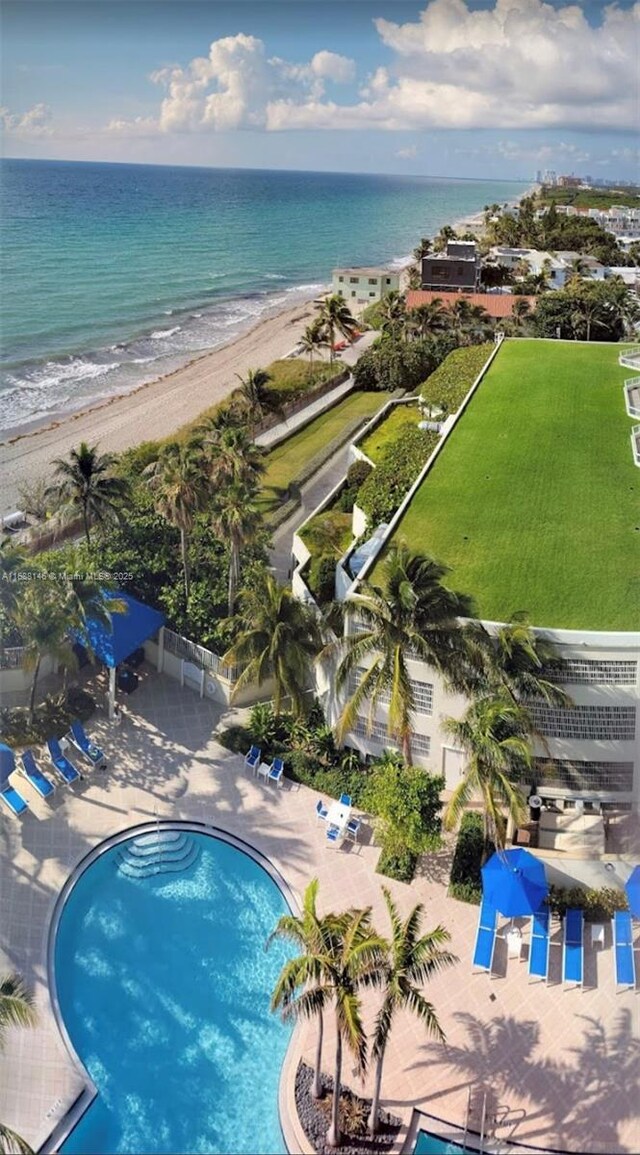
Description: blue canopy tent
xmin=74 ymin=592 xmax=165 ymax=718
xmin=625 ymin=866 xmax=640 ymax=920
xmin=481 ymin=848 xmax=548 ymax=918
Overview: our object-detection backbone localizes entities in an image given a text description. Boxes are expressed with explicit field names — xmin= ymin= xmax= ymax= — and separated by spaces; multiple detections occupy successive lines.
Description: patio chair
xmin=20 ymin=750 xmax=55 ymax=800
xmin=47 ymin=739 xmax=82 ymax=785
xmin=68 ymin=720 xmax=107 ymax=769
xmin=613 ymin=911 xmax=636 ymax=990
xmin=268 ymin=758 xmax=284 ymax=788
xmin=326 ymin=824 xmax=341 ymax=846
xmin=0 ymin=779 xmax=29 ymax=817
xmin=563 ymin=908 xmax=584 ymax=987
xmin=339 ymin=793 xmax=352 ymax=807
xmin=472 ymin=898 xmax=497 ymax=973
xmin=316 ymin=800 xmax=328 ymax=823
xmin=346 ymin=817 xmax=361 ymax=842
xmin=244 ymin=745 xmax=261 ymax=772
xmin=528 ymin=908 xmax=550 ymax=982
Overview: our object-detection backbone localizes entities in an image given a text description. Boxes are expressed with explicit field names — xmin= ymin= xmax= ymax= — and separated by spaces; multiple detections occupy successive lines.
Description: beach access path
xmin=0 ymin=298 xmax=319 ymax=514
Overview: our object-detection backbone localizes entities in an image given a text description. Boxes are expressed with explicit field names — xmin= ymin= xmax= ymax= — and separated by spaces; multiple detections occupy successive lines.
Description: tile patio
xmin=0 ymin=669 xmax=638 ymax=1154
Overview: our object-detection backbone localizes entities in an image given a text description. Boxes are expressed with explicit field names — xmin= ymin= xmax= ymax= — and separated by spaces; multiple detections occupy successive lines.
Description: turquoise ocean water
xmin=0 ymin=160 xmax=528 ymax=434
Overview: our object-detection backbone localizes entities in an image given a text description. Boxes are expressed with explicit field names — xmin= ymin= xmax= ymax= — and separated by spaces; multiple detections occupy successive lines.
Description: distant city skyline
xmin=1 ymin=0 xmax=638 ymax=181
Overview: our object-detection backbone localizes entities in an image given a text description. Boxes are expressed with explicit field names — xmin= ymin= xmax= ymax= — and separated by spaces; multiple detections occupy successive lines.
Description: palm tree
xmin=198 ymin=423 xmax=265 ymax=490
xmin=0 ymin=541 xmax=26 ymax=617
xmin=443 ymin=696 xmax=532 ymax=852
xmin=222 ymin=569 xmax=323 ymax=716
xmin=210 ymin=482 xmax=261 ymax=616
xmin=145 ymin=441 xmax=206 ymax=602
xmin=511 ymin=298 xmax=532 ymax=328
xmin=433 ymin=224 xmax=456 ymax=253
xmin=269 ymin=879 xmax=345 ymax=1101
xmin=488 ymin=614 xmax=571 ymax=707
xmin=0 ymin=973 xmax=37 ymax=1155
xmin=299 ymin=318 xmax=327 ymax=378
xmin=13 ymin=584 xmax=76 ymax=718
xmin=407 ymin=298 xmax=448 ymax=339
xmin=366 ymin=890 xmax=457 ymax=1135
xmin=325 ymin=546 xmax=473 ymax=764
xmin=379 ymin=291 xmax=407 ymax=341
xmin=317 ymin=295 xmax=358 ymax=364
xmin=49 ymin=442 xmax=129 ymax=546
xmin=234 ymin=368 xmax=278 ymax=427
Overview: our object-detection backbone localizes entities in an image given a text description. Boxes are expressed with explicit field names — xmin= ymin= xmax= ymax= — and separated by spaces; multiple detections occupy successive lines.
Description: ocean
xmin=0 ymin=159 xmax=528 ymax=435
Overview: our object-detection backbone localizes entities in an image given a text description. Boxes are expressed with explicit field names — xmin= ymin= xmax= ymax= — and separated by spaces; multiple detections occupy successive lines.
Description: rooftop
xmin=332 ymin=266 xmax=398 ymax=277
xmin=406 ymin=290 xmax=536 ymax=318
xmin=386 ymin=340 xmax=638 ymax=631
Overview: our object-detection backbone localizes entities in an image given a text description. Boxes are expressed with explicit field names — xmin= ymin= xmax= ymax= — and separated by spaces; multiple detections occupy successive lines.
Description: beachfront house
xmin=332 ymin=266 xmax=400 ymax=306
xmin=421 ymin=240 xmax=480 ymax=292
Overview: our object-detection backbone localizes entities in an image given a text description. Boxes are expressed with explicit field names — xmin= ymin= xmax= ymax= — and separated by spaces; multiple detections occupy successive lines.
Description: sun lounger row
xmin=0 ymin=722 xmax=106 ymax=818
xmin=614 ymin=910 xmax=636 ymax=990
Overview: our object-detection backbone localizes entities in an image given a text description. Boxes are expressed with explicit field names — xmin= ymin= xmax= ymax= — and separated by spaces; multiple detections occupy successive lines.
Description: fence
xmin=0 ymin=646 xmax=26 ymax=670
xmin=162 ymin=629 xmax=240 ymax=682
xmin=251 ymin=368 xmax=349 ymax=437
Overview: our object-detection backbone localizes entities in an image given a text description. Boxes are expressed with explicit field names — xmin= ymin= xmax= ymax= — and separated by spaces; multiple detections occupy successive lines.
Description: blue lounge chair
xmin=326 ymin=824 xmax=341 ymax=846
xmin=1 ymin=780 xmax=29 ymax=817
xmin=346 ymin=817 xmax=361 ymax=842
xmin=316 ymin=800 xmax=328 ymax=823
xmin=20 ymin=750 xmax=54 ymax=799
xmin=69 ymin=720 xmax=107 ymax=769
xmin=268 ymin=758 xmax=284 ymax=787
xmin=473 ymin=899 xmax=497 ymax=972
xmin=339 ymin=793 xmax=352 ymax=807
xmin=613 ymin=911 xmax=636 ymax=990
xmin=528 ymin=908 xmax=550 ymax=981
xmin=47 ymin=739 xmax=81 ymax=784
xmin=244 ymin=745 xmax=261 ymax=772
xmin=563 ymin=908 xmax=584 ymax=986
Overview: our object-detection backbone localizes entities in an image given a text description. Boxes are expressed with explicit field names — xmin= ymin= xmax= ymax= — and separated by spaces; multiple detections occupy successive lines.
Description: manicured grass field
xmin=389 ymin=341 xmax=638 ymax=630
xmin=258 ymin=391 xmax=386 ymax=515
xmin=359 ymin=402 xmax=421 ymax=464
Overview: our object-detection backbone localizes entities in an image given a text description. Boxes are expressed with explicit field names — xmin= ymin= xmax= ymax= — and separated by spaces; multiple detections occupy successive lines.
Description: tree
xmin=234 ymin=367 xmax=278 ymax=427
xmin=13 ymin=583 xmax=76 ymax=718
xmin=479 ymin=614 xmax=571 ymax=707
xmin=145 ymin=441 xmax=206 ymax=602
xmin=299 ymin=318 xmax=327 ymax=377
xmin=0 ymin=973 xmax=37 ymax=1155
xmin=325 ymin=546 xmax=474 ymax=763
xmin=198 ymin=423 xmax=265 ymax=491
xmin=366 ymin=890 xmax=456 ymax=1135
xmin=412 ymin=237 xmax=431 ymax=261
xmin=210 ymin=482 xmax=261 ymax=616
xmin=223 ymin=568 xmax=323 ymax=715
xmin=269 ymin=879 xmax=345 ymax=1101
xmin=433 ymin=224 xmax=456 ymax=253
xmin=443 ymin=696 xmax=531 ymax=853
xmin=511 ymin=298 xmax=532 ymax=327
xmin=407 ymin=298 xmax=448 ymax=339
xmin=362 ymin=755 xmax=445 ymax=858
xmin=0 ymin=542 xmax=26 ymax=618
xmin=317 ymin=295 xmax=358 ymax=363
xmin=49 ymin=442 xmax=128 ymax=546
xmin=379 ymin=291 xmax=407 ymax=342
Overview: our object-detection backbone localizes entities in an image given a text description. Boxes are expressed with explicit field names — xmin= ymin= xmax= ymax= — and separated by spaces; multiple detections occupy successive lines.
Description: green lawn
xmin=388 ymin=340 xmax=638 ymax=630
xmin=359 ymin=402 xmax=421 ymax=464
xmin=258 ymin=391 xmax=386 ymax=515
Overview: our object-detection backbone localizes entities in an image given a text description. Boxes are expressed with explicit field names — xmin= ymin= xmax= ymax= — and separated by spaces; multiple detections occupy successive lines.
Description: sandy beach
xmin=0 ymin=298 xmax=318 ymax=514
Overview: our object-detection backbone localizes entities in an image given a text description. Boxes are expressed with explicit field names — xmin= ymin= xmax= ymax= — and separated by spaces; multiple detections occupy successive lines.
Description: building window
xmin=369 ymin=292 xmax=376 ymax=297
xmin=527 ymin=703 xmax=636 ymax=741
xmin=349 ymin=669 xmax=433 ymax=715
xmin=368 ymin=278 xmax=378 ymax=285
xmin=544 ymin=659 xmax=637 ymax=686
xmin=338 ymin=276 xmax=344 ymax=282
xmin=349 ymin=277 xmax=359 ymax=283
xmin=351 ymin=291 xmax=356 ymax=297
xmin=352 ymin=716 xmax=430 ymax=757
xmin=530 ymin=758 xmax=634 ymax=793
xmin=385 ymin=278 xmax=391 ymax=284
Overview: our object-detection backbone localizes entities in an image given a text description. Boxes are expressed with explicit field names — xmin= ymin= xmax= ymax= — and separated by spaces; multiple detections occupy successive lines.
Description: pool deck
xmin=0 ymin=669 xmax=638 ymax=1155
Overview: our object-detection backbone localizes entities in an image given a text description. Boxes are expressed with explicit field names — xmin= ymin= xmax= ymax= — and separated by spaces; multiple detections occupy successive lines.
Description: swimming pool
xmin=414 ymin=1131 xmax=467 ymax=1154
xmin=53 ymin=827 xmax=294 ymax=1154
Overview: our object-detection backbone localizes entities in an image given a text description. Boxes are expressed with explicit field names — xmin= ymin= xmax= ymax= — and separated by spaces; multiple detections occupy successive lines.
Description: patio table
xmin=256 ymin=762 xmax=271 ymax=783
xmin=507 ymin=928 xmax=523 ymax=959
xmin=326 ymin=800 xmax=351 ymax=835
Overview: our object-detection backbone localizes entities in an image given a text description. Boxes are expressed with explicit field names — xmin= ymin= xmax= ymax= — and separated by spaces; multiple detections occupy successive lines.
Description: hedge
xmin=356 ymin=426 xmax=439 ymax=525
xmin=419 ymin=343 xmax=493 ymax=416
xmin=448 ymin=811 xmax=495 ymax=905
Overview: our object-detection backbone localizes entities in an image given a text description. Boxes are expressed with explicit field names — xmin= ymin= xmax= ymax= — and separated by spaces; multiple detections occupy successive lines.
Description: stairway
xmin=117 ymin=830 xmax=200 ymax=878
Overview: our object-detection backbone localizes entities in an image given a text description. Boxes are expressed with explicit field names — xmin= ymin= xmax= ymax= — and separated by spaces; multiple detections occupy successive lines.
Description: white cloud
xmin=105 ymin=1 xmax=639 ymax=137
xmin=0 ymin=102 xmax=53 ymax=137
xmin=396 ymin=145 xmax=418 ymax=160
xmin=106 ymin=115 xmax=158 ymax=137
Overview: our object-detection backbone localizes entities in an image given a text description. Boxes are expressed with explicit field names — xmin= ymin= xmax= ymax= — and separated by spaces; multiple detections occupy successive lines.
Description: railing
xmin=162 ymin=629 xmax=240 ymax=682
xmin=619 ymin=350 xmax=640 ymax=371
xmin=623 ymin=378 xmax=640 ymax=419
xmin=0 ymin=646 xmax=26 ymax=670
xmin=632 ymin=426 xmax=640 ymax=468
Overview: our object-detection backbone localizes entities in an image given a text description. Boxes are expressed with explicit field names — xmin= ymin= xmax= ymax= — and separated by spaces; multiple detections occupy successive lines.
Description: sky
xmin=1 ymin=0 xmax=639 ymax=180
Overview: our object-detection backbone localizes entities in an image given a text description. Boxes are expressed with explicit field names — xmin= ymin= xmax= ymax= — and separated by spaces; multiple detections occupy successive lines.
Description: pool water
xmin=54 ymin=832 xmax=293 ymax=1154
xmin=414 ymin=1132 xmax=467 ymax=1154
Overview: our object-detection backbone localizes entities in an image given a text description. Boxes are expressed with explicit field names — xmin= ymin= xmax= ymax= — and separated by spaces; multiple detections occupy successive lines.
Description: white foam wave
xmin=149 ymin=326 xmax=180 ymax=340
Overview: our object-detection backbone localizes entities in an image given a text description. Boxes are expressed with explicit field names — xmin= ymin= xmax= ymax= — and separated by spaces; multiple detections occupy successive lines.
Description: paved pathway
xmin=268 ymin=444 xmax=352 ymax=581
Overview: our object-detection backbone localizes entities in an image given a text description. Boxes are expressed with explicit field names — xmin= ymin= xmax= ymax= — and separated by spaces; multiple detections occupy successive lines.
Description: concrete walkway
xmin=268 ymin=443 xmax=352 ymax=581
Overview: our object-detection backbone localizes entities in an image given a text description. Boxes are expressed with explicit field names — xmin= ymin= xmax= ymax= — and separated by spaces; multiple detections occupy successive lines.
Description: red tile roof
xmin=406 ymin=290 xmax=537 ymax=318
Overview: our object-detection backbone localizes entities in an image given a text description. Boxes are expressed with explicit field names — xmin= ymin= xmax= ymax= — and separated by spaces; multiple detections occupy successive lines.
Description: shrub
xmin=357 ymin=427 xmax=439 ymax=524
xmin=376 ymin=845 xmax=419 ymax=884
xmin=547 ymin=884 xmax=628 ymax=922
xmin=362 ymin=755 xmax=444 ymax=859
xmin=419 ymin=344 xmax=493 ymax=417
xmin=0 ymin=688 xmax=96 ymax=748
xmin=333 ymin=460 xmax=374 ymax=513
xmin=307 ymin=554 xmax=336 ymax=604
xmin=248 ymin=702 xmax=278 ymax=748
xmin=448 ymin=811 xmax=495 ymax=905
xmin=353 ymin=338 xmax=440 ymax=394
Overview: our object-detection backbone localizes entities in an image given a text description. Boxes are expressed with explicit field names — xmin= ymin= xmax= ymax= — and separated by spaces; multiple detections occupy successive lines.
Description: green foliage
xmin=357 ymin=427 xmax=439 ymax=524
xmin=419 ymin=344 xmax=493 ymax=415
xmin=362 ymin=756 xmax=444 ymax=858
xmin=332 ymin=460 xmax=374 ymax=512
xmin=248 ymin=702 xmax=279 ymax=747
xmin=352 ymin=338 xmax=439 ymax=393
xmin=376 ymin=846 xmax=419 ymax=884
xmin=261 ymin=358 xmax=338 ymax=405
xmin=359 ymin=404 xmax=422 ymax=465
xmin=547 ymin=884 xmax=628 ymax=923
xmin=307 ymin=554 xmax=337 ymax=604
xmin=360 ymin=300 xmax=384 ymax=330
xmin=448 ymin=812 xmax=494 ymax=905
xmin=533 ymin=279 xmax=634 ymax=342
xmin=537 ymin=186 xmax=640 ymax=211
xmin=0 ymin=688 xmax=95 ymax=748
xmin=116 ymin=441 xmax=163 ymax=480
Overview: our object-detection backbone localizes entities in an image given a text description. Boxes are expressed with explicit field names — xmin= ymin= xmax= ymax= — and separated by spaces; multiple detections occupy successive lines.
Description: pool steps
xmin=117 ymin=831 xmax=200 ymax=878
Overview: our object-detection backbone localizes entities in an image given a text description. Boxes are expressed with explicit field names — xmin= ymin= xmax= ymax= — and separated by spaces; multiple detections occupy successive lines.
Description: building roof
xmin=333 ymin=266 xmax=398 ymax=278
xmin=74 ymin=591 xmax=165 ymax=668
xmin=406 ymin=290 xmax=537 ymax=318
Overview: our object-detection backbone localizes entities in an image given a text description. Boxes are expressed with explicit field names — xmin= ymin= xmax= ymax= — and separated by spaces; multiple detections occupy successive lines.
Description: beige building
xmin=332 ymin=266 xmax=400 ymax=306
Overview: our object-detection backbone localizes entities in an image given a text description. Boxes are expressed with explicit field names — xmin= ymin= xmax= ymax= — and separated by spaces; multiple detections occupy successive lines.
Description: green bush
xmin=353 ymin=338 xmax=440 ymax=393
xmin=307 ymin=554 xmax=336 ymax=604
xmin=547 ymin=884 xmax=628 ymax=922
xmin=448 ymin=812 xmax=495 ymax=905
xmin=356 ymin=427 xmax=439 ymax=524
xmin=0 ymin=688 xmax=96 ymax=748
xmin=362 ymin=756 xmax=444 ymax=857
xmin=377 ymin=845 xmax=418 ymax=883
xmin=333 ymin=460 xmax=374 ymax=513
xmin=419 ymin=344 xmax=493 ymax=416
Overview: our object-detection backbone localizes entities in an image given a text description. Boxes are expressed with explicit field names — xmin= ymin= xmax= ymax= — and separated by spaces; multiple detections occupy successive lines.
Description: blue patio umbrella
xmin=625 ymin=866 xmax=640 ymax=919
xmin=481 ymin=848 xmax=548 ymax=917
xmin=0 ymin=743 xmax=16 ymax=787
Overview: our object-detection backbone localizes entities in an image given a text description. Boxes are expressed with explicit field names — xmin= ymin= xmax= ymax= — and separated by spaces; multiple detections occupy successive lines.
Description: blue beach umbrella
xmin=625 ymin=866 xmax=640 ymax=919
xmin=0 ymin=743 xmax=16 ymax=787
xmin=481 ymin=848 xmax=548 ymax=917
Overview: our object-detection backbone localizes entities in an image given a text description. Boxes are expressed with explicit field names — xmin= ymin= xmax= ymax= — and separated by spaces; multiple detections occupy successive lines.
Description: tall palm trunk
xmin=327 ymin=1024 xmax=343 ymax=1148
xmin=312 ymin=1009 xmax=324 ymax=1100
xmin=180 ymin=526 xmax=190 ymax=602
xmin=368 ymin=1050 xmax=385 ymax=1135
xmin=328 ymin=322 xmax=335 ymax=364
xmin=29 ymin=656 xmax=41 ymax=720
xmin=401 ymin=729 xmax=413 ymax=766
xmin=228 ymin=539 xmax=240 ymax=617
xmin=82 ymin=501 xmax=91 ymax=546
